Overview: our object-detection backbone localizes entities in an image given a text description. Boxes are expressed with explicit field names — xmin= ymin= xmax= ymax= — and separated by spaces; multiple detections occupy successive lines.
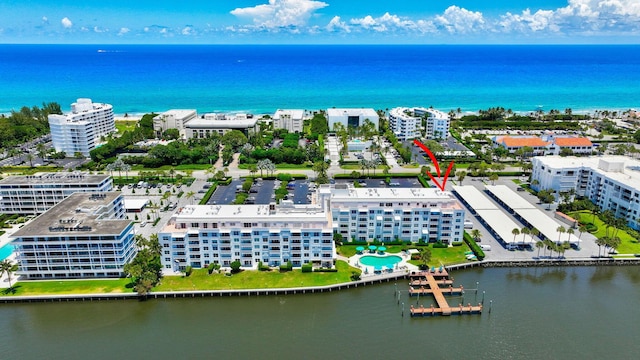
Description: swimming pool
xmin=359 ymin=255 xmax=402 ymax=268
xmin=0 ymin=243 xmax=14 ymax=261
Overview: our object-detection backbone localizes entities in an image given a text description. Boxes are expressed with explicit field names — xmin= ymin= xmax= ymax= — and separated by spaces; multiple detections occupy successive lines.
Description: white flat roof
xmin=332 ymin=186 xmax=459 ymax=205
xmin=452 ymin=185 xmax=498 ymax=210
xmin=484 ymin=185 xmax=536 ymax=209
xmin=155 ymin=109 xmax=196 ymax=119
xmin=476 ymin=209 xmax=531 ymax=245
xmin=327 ymin=108 xmax=378 ymax=117
xmin=123 ymin=197 xmax=149 ymax=210
xmin=273 ymin=109 xmax=305 ymax=120
xmin=174 ymin=204 xmax=328 ymax=222
xmin=516 ymin=209 xmax=581 ymax=245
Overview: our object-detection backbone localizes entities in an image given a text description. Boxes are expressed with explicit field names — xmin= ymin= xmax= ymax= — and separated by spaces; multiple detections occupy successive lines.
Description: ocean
xmin=0 ymin=44 xmax=639 ymax=115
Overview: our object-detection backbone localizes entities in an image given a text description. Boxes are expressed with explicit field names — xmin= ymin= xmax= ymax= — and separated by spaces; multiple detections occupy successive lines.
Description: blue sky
xmin=1 ymin=0 xmax=639 ymax=44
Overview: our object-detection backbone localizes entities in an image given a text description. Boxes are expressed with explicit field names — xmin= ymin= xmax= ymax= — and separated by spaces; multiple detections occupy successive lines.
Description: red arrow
xmin=413 ymin=139 xmax=454 ymax=191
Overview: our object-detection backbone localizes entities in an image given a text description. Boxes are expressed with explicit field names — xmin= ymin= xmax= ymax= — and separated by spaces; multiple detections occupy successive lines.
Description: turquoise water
xmin=0 ymin=244 xmax=14 ymax=261
xmin=359 ymin=255 xmax=402 ymax=268
xmin=1 ymin=45 xmax=640 ymax=114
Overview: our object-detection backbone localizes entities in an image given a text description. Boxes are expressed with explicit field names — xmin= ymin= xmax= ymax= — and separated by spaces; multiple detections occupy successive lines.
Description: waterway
xmin=1 ymin=266 xmax=639 ymax=359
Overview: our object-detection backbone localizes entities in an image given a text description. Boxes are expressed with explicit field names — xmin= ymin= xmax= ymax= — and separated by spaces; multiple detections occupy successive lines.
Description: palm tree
xmin=419 ymin=248 xmax=432 ymax=270
xmin=566 ymin=227 xmax=575 ymax=242
xmin=185 ymin=191 xmax=195 ymax=205
xmin=456 ymin=171 xmax=467 ymax=185
xmin=512 ymin=228 xmax=520 ymax=244
xmin=470 ymin=229 xmax=482 ymax=243
xmin=26 ymin=153 xmax=35 ymax=167
xmin=0 ymin=259 xmax=18 ymax=289
xmin=531 ymin=228 xmax=540 ymax=243
xmin=556 ymin=226 xmax=566 ymax=244
xmin=578 ymin=225 xmax=587 ymax=241
xmin=520 ymin=227 xmax=530 ymax=245
xmin=595 ymin=237 xmax=607 ymax=257
xmin=535 ymin=240 xmax=544 ymax=258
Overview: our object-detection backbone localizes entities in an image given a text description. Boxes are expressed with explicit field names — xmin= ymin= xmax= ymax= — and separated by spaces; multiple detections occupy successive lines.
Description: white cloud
xmin=500 ymin=9 xmax=558 ymax=32
xmin=118 ymin=27 xmax=130 ymax=36
xmin=93 ymin=26 xmax=107 ymax=33
xmin=326 ymin=16 xmax=350 ymax=33
xmin=42 ymin=16 xmax=48 ymax=24
xmin=434 ymin=6 xmax=485 ymax=33
xmin=181 ymin=26 xmax=193 ymax=35
xmin=61 ymin=17 xmax=73 ymax=29
xmin=348 ymin=12 xmax=435 ymax=34
xmin=231 ymin=0 xmax=328 ymax=28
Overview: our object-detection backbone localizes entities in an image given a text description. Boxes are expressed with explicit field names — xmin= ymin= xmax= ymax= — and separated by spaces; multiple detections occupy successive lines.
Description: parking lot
xmin=207 ymin=179 xmax=243 ymax=205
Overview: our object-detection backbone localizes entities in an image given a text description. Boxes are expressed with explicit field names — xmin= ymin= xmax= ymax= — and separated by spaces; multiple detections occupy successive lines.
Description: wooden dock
xmin=408 ymin=269 xmax=481 ymax=317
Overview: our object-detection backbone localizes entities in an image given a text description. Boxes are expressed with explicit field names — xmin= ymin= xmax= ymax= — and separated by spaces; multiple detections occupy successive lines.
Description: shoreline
xmin=2 ymin=258 xmax=638 ymax=303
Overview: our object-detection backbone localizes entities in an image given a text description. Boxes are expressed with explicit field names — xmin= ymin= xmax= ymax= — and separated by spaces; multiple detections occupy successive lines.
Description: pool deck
xmin=347 ymin=251 xmax=419 ymax=276
xmin=0 ymin=224 xmax=21 ymax=289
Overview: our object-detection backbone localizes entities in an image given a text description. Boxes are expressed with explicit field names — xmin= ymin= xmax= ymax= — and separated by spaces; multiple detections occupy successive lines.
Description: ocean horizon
xmin=1 ymin=44 xmax=639 ymax=115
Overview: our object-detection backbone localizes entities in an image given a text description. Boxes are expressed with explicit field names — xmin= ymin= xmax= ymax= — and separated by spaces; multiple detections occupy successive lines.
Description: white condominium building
xmin=327 ymin=108 xmax=379 ymax=131
xmin=319 ymin=184 xmax=465 ymax=244
xmin=11 ymin=192 xmax=136 ymax=279
xmin=388 ymin=107 xmax=449 ymax=140
xmin=48 ymin=98 xmax=115 ymax=157
xmin=185 ymin=113 xmax=259 ymax=139
xmin=153 ymin=109 xmax=197 ymax=139
xmin=159 ymin=201 xmax=334 ymax=271
xmin=0 ymin=172 xmax=113 ymax=215
xmin=273 ymin=109 xmax=305 ymax=133
xmin=531 ymin=155 xmax=640 ymax=230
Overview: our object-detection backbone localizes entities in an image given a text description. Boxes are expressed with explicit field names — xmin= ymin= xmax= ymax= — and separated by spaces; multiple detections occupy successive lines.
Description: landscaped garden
xmin=337 ymin=242 xmax=472 ymax=266
xmin=569 ymin=210 xmax=640 ymax=255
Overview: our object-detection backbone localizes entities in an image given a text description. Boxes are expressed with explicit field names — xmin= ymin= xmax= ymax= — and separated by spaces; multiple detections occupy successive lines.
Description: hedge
xmin=417 ymin=174 xmax=430 ymax=188
xmin=199 ymin=183 xmax=218 ymax=205
xmin=313 ymin=268 xmax=338 ymax=272
xmin=301 ymin=264 xmax=313 ymax=273
xmin=463 ymin=231 xmax=485 ymax=260
xmin=333 ymin=173 xmax=419 ymax=179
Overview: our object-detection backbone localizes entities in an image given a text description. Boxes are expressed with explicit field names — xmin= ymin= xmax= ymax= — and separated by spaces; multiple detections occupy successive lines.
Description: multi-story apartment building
xmin=273 ymin=109 xmax=305 ymax=133
xmin=493 ymin=135 xmax=594 ymax=156
xmin=388 ymin=107 xmax=450 ymax=140
xmin=159 ymin=201 xmax=334 ymax=271
xmin=531 ymin=155 xmax=640 ymax=230
xmin=327 ymin=108 xmax=379 ymax=131
xmin=319 ymin=185 xmax=465 ymax=244
xmin=159 ymin=184 xmax=466 ymax=271
xmin=0 ymin=172 xmax=113 ymax=215
xmin=48 ymin=98 xmax=115 ymax=157
xmin=152 ymin=109 xmax=197 ymax=139
xmin=185 ymin=113 xmax=259 ymax=139
xmin=11 ymin=192 xmax=136 ymax=279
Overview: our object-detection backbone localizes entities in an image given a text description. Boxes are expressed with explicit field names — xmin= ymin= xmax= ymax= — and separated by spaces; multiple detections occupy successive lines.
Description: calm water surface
xmin=1 ymin=266 xmax=639 ymax=360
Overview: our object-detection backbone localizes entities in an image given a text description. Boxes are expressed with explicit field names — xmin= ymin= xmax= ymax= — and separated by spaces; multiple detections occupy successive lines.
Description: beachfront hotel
xmin=0 ymin=172 xmax=113 ymax=215
xmin=531 ymin=155 xmax=640 ymax=230
xmin=185 ymin=113 xmax=259 ymax=139
xmin=272 ymin=109 xmax=305 ymax=133
xmin=48 ymin=98 xmax=116 ymax=157
xmin=319 ymin=184 xmax=465 ymax=244
xmin=388 ymin=107 xmax=450 ymax=140
xmin=492 ymin=135 xmax=594 ymax=156
xmin=327 ymin=108 xmax=379 ymax=131
xmin=11 ymin=192 xmax=136 ymax=279
xmin=152 ymin=109 xmax=197 ymax=139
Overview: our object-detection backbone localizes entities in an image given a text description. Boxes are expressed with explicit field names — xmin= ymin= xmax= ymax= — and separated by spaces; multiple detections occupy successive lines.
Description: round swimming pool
xmin=359 ymin=255 xmax=402 ymax=268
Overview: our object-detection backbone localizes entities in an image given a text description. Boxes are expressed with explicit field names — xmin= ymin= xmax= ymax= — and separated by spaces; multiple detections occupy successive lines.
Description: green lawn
xmin=115 ymin=120 xmax=137 ymax=134
xmin=2 ymin=278 xmax=132 ymax=296
xmin=154 ymin=260 xmax=359 ymax=291
xmin=337 ymin=243 xmax=472 ymax=266
xmin=569 ymin=210 xmax=640 ymax=254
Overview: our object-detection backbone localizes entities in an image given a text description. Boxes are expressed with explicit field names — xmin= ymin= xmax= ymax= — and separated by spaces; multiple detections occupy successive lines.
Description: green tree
xmin=470 ymin=229 xmax=482 ymax=242
xmin=556 ymin=226 xmax=566 ymax=243
xmin=456 ymin=171 xmax=466 ymax=184
xmin=0 ymin=259 xmax=18 ymax=289
xmin=535 ymin=240 xmax=544 ymax=258
xmin=230 ymin=260 xmax=242 ymax=274
xmin=512 ymin=228 xmax=520 ymax=243
xmin=489 ymin=173 xmax=499 ymax=185
xmin=419 ymin=248 xmax=432 ymax=270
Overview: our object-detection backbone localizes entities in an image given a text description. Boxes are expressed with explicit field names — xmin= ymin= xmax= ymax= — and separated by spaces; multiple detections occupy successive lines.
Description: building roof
xmin=451 ymin=185 xmax=498 ymax=211
xmin=516 ymin=209 xmax=581 ymax=245
xmin=153 ymin=109 xmax=197 ymax=120
xmin=327 ymin=108 xmax=378 ymax=118
xmin=123 ymin=197 xmax=149 ymax=210
xmin=495 ymin=136 xmax=549 ymax=148
xmin=0 ymin=172 xmax=109 ymax=185
xmin=476 ymin=209 xmax=531 ymax=245
xmin=273 ymin=109 xmax=305 ymax=120
xmin=552 ymin=137 xmax=593 ymax=147
xmin=185 ymin=117 xmax=258 ymax=129
xmin=484 ymin=185 xmax=536 ymax=210
xmin=329 ymin=186 xmax=461 ymax=209
xmin=11 ymin=192 xmax=131 ymax=238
